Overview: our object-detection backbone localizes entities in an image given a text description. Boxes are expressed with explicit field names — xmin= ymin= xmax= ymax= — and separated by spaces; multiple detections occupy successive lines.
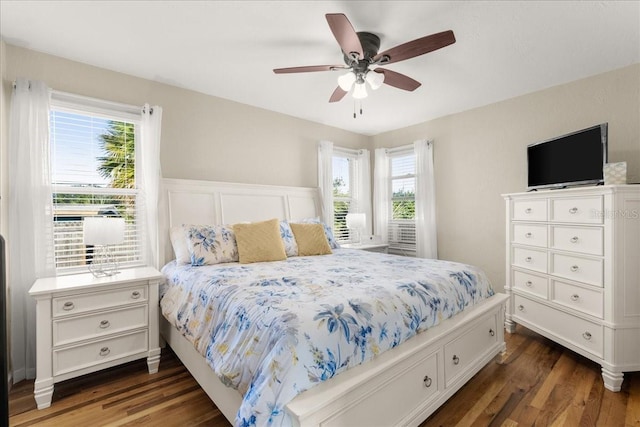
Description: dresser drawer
xmin=513 ymin=199 xmax=547 ymax=221
xmin=53 ymin=284 xmax=148 ymax=317
xmin=513 ymin=295 xmax=603 ymax=358
xmin=551 ymin=253 xmax=603 ymax=287
xmin=551 ymin=196 xmax=603 ymax=224
xmin=551 ymin=225 xmax=603 ymax=256
xmin=552 ymin=280 xmax=603 ymax=318
xmin=512 ymin=224 xmax=548 ymax=248
xmin=513 ymin=270 xmax=548 ymax=299
xmin=53 ymin=330 xmax=149 ymax=376
xmin=512 ymin=247 xmax=547 ymax=273
xmin=444 ymin=313 xmax=498 ymax=387
xmin=53 ymin=304 xmax=148 ymax=346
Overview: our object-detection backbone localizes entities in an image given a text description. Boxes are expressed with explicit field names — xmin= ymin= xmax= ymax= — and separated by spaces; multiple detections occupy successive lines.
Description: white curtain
xmin=139 ymin=104 xmax=163 ymax=268
xmin=8 ymin=79 xmax=56 ymax=382
xmin=414 ymin=140 xmax=437 ymax=259
xmin=317 ymin=140 xmax=334 ymax=226
xmin=373 ymin=148 xmax=390 ymax=243
xmin=353 ymin=149 xmax=372 ymax=235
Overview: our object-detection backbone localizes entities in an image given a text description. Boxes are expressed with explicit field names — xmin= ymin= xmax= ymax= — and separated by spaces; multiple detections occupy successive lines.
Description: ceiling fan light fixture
xmin=365 ymin=71 xmax=385 ymax=90
xmin=352 ymin=82 xmax=368 ymax=99
xmin=337 ymin=72 xmax=356 ymax=91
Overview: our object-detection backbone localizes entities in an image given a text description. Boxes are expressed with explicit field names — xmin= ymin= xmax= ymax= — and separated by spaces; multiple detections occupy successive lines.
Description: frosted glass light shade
xmin=83 ymin=217 xmax=125 ymax=246
xmin=346 ymin=213 xmax=366 ymax=229
xmin=366 ymin=71 xmax=385 ymax=90
xmin=352 ymin=82 xmax=368 ymax=99
xmin=337 ymin=72 xmax=356 ymax=91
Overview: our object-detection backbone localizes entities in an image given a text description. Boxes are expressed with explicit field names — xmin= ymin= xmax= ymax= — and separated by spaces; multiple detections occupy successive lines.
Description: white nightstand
xmin=341 ymin=243 xmax=389 ymax=253
xmin=29 ymin=266 xmax=164 ymax=409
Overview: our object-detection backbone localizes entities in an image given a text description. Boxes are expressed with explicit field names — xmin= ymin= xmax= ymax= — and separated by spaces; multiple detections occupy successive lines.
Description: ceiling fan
xmin=273 ymin=13 xmax=456 ymax=103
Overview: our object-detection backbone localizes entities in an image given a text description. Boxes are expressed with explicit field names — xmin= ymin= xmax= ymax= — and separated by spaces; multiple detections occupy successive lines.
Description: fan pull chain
xmin=352 ymin=100 xmax=364 ymax=119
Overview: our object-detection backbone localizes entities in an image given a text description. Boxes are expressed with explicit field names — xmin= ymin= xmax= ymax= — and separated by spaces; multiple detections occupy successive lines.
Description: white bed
xmin=158 ymin=178 xmax=508 ymax=426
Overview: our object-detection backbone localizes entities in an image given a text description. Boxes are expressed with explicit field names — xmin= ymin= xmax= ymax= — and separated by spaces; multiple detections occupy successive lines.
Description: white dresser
xmin=503 ymin=185 xmax=640 ymax=391
xmin=29 ymin=266 xmax=164 ymax=409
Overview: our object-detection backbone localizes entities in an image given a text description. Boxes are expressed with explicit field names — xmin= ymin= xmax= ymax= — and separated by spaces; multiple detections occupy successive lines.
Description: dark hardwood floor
xmin=9 ymin=325 xmax=640 ymax=426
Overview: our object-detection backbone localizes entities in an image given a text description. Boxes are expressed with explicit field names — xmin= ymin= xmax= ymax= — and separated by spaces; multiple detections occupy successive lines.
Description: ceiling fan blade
xmin=374 ymin=68 xmax=421 ymax=91
xmin=326 ymin=13 xmax=363 ymax=59
xmin=329 ymin=86 xmax=348 ymax=103
xmin=373 ymin=30 xmax=455 ymax=65
xmin=273 ymin=65 xmax=345 ymax=74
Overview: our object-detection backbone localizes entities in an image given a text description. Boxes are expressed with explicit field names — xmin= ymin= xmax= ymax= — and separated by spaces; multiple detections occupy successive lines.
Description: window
xmin=50 ymin=96 xmax=143 ymax=273
xmin=388 ymin=150 xmax=416 ymax=255
xmin=332 ymin=153 xmax=354 ymax=241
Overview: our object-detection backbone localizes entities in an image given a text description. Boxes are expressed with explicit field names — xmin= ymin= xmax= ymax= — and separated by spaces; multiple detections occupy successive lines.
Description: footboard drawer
xmin=443 ymin=312 xmax=498 ymax=387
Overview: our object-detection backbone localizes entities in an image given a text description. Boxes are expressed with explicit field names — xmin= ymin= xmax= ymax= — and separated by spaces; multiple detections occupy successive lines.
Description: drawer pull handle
xmin=452 ymin=355 xmax=460 ymax=365
xmin=525 ymin=232 xmax=533 ymax=238
xmin=570 ymin=294 xmax=580 ymax=301
xmin=582 ymin=332 xmax=592 ymax=341
xmin=525 ymin=281 xmax=533 ymax=287
xmin=62 ymin=302 xmax=75 ymax=311
xmin=518 ymin=305 xmax=524 ymax=311
xmin=489 ymin=328 xmax=495 ymax=337
xmin=99 ymin=347 xmax=110 ymax=357
xmin=131 ymin=291 xmax=141 ymax=299
xmin=570 ymin=236 xmax=579 ymax=243
xmin=525 ymin=257 xmax=532 ymax=263
xmin=569 ymin=207 xmax=578 ymax=214
xmin=423 ymin=375 xmax=432 ymax=388
xmin=99 ymin=320 xmax=110 ymax=329
xmin=570 ymin=265 xmax=579 ymax=272
xmin=525 ymin=208 xmax=532 ymax=214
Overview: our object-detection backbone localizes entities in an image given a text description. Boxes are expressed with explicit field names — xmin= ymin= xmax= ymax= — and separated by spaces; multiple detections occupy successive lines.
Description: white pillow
xmin=169 ymin=226 xmax=191 ymax=265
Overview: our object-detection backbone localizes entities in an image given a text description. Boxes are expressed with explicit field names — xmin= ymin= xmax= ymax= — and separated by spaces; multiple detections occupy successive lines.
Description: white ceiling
xmin=1 ymin=1 xmax=639 ymax=136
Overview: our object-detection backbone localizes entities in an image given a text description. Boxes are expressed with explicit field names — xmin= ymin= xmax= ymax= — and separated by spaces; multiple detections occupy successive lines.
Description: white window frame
xmin=388 ymin=146 xmax=416 ymax=255
xmin=50 ymin=92 xmax=145 ymax=274
xmin=332 ymin=147 xmax=357 ymax=242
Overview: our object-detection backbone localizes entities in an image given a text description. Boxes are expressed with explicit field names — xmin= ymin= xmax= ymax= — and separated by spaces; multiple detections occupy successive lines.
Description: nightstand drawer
xmin=551 ymin=196 xmax=603 ymax=224
xmin=53 ymin=284 xmax=147 ymax=317
xmin=551 ymin=253 xmax=603 ymax=287
xmin=53 ymin=304 xmax=148 ymax=346
xmin=552 ymin=280 xmax=603 ymax=318
xmin=551 ymin=225 xmax=603 ymax=256
xmin=512 ymin=247 xmax=547 ymax=273
xmin=53 ymin=330 xmax=149 ymax=376
xmin=512 ymin=224 xmax=548 ymax=248
xmin=513 ymin=199 xmax=547 ymax=221
xmin=513 ymin=270 xmax=548 ymax=299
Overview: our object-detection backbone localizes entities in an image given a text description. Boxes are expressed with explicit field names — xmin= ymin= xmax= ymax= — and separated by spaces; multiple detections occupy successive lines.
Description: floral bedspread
xmin=160 ymin=249 xmax=495 ymax=426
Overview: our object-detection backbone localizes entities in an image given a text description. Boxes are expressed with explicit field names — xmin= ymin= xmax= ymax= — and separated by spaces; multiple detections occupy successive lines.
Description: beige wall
xmin=3 ymin=45 xmax=639 ymax=293
xmin=372 ymin=64 xmax=640 ymax=290
xmin=3 ymin=45 xmax=368 ymax=189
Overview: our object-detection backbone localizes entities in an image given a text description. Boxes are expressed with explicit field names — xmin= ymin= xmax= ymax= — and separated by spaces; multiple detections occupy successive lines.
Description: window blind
xmin=50 ymin=105 xmax=143 ymax=273
xmin=388 ymin=151 xmax=416 ymax=255
xmin=332 ymin=154 xmax=353 ymax=241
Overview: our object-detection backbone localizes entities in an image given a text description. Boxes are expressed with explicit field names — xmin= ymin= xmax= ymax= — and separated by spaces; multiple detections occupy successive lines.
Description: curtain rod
xmin=12 ymin=80 xmax=152 ymax=114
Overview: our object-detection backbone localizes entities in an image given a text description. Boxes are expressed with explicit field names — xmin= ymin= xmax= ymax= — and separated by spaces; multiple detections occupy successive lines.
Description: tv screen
xmin=527 ymin=123 xmax=608 ymax=190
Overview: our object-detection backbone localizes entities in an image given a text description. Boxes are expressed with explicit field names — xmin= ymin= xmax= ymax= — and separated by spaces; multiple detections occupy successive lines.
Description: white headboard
xmin=159 ymin=178 xmax=322 ymax=265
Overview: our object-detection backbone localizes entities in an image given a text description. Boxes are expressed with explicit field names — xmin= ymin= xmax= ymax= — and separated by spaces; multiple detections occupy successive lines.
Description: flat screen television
xmin=527 ymin=123 xmax=608 ymax=190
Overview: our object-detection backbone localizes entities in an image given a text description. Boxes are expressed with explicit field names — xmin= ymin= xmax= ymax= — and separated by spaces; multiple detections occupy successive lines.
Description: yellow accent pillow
xmin=290 ymin=223 xmax=333 ymax=256
xmin=233 ymin=219 xmax=287 ymax=264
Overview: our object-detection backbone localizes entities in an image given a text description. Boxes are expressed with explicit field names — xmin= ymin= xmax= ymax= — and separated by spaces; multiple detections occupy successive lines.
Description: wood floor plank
xmin=9 ymin=326 xmax=640 ymax=427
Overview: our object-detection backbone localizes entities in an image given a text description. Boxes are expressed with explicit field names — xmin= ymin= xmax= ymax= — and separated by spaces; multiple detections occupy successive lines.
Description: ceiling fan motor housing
xmin=343 ymin=32 xmax=380 ymax=63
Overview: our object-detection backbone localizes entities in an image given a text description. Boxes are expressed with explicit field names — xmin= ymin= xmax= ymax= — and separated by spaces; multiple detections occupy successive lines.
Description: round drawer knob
xmin=99 ymin=320 xmax=111 ymax=329
xmin=518 ymin=305 xmax=524 ymax=311
xmin=62 ymin=301 xmax=75 ymax=311
xmin=525 ymin=257 xmax=532 ymax=263
xmin=489 ymin=328 xmax=495 ymax=337
xmin=423 ymin=375 xmax=432 ymax=388
xmin=569 ymin=207 xmax=578 ymax=214
xmin=525 ymin=232 xmax=533 ymax=238
xmin=582 ymin=332 xmax=592 ymax=341
xmin=131 ymin=291 xmax=141 ymax=299
xmin=570 ymin=294 xmax=580 ymax=301
xmin=525 ymin=208 xmax=532 ymax=214
xmin=525 ymin=281 xmax=533 ymax=287
xmin=570 ymin=236 xmax=579 ymax=243
xmin=570 ymin=265 xmax=579 ymax=272
xmin=99 ymin=347 xmax=111 ymax=357
xmin=452 ymin=355 xmax=460 ymax=365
